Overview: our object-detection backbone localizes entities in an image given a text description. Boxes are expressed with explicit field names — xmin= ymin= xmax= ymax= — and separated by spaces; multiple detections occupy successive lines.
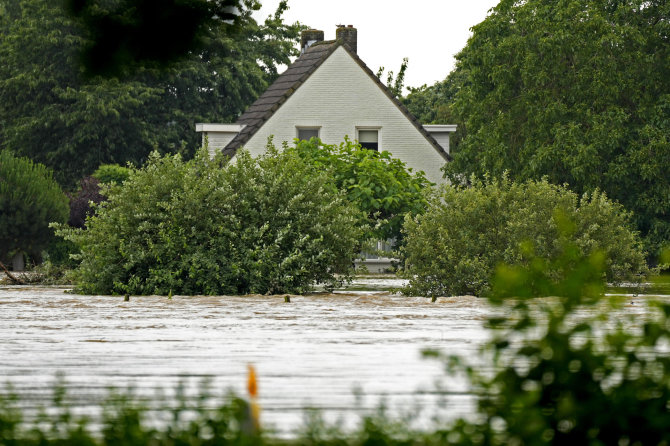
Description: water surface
xmin=2 ymin=278 xmax=667 ymax=433
xmin=0 ymin=282 xmax=487 ymax=432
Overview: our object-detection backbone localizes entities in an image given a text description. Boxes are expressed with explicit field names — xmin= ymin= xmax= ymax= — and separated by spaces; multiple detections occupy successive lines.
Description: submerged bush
xmin=56 ymin=148 xmax=361 ymax=295
xmin=402 ymin=176 xmax=648 ymax=297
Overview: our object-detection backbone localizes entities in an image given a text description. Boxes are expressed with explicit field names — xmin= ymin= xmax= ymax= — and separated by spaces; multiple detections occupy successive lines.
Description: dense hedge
xmin=56 ymin=148 xmax=361 ymax=295
xmin=401 ymin=177 xmax=648 ymax=297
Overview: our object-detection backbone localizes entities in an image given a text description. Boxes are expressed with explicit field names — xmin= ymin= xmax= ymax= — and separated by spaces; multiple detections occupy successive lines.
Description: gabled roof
xmin=222 ymin=40 xmax=451 ymax=161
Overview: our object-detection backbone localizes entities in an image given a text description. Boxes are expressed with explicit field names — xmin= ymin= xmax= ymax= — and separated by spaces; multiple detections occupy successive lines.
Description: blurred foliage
xmin=0 ymin=0 xmax=303 ymax=188
xmin=43 ymin=236 xmax=79 ymax=269
xmin=437 ymin=0 xmax=670 ymax=259
xmin=0 ymin=380 xmax=266 ymax=445
xmin=0 ymin=150 xmax=69 ymax=264
xmin=427 ymin=238 xmax=670 ymax=445
xmin=54 ymin=145 xmax=361 ymax=295
xmin=287 ymin=137 xmax=432 ymax=247
xmin=65 ymin=0 xmax=242 ymax=78
xmin=402 ymin=176 xmax=648 ymax=297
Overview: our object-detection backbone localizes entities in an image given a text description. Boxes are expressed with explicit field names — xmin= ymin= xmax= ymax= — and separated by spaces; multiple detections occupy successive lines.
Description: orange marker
xmin=247 ymin=364 xmax=258 ymax=397
xmin=247 ymin=364 xmax=260 ymax=431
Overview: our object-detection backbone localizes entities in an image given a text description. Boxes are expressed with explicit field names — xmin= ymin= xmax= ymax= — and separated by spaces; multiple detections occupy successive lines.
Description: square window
xmin=358 ymin=129 xmax=379 ymax=151
xmin=297 ymin=127 xmax=319 ymax=141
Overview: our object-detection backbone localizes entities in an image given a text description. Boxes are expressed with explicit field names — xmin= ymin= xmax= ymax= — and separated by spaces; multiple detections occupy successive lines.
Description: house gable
xmin=243 ymin=45 xmax=450 ymax=182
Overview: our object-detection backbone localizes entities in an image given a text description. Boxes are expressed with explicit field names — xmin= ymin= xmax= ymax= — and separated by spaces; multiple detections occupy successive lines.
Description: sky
xmin=253 ymin=0 xmax=500 ymax=90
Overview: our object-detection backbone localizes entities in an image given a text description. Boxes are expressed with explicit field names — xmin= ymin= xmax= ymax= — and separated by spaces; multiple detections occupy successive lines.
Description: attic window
xmin=297 ymin=127 xmax=320 ymax=141
xmin=357 ymin=129 xmax=379 ymax=151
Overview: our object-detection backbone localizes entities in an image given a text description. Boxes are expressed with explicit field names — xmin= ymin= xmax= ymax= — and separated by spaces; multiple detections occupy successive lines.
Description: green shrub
xmin=92 ymin=164 xmax=131 ymax=185
xmin=287 ymin=137 xmax=432 ymax=245
xmin=0 ymin=151 xmax=69 ymax=264
xmin=55 ymin=147 xmax=361 ymax=295
xmin=0 ymin=383 xmax=265 ymax=446
xmin=402 ymin=176 xmax=648 ymax=297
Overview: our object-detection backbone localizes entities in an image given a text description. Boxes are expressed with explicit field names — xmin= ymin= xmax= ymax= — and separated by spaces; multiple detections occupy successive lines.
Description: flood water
xmin=0 ymin=279 xmax=489 ymax=433
xmin=1 ymin=278 xmax=668 ymax=434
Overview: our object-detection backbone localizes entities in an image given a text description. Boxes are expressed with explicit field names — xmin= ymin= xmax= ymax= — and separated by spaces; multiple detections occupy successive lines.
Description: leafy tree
xmin=0 ymin=0 xmax=302 ymax=188
xmin=401 ymin=68 xmax=466 ymax=125
xmin=443 ymin=0 xmax=670 ymax=258
xmin=92 ymin=163 xmax=131 ymax=185
xmin=402 ymin=176 xmax=648 ymax=297
xmin=55 ymin=146 xmax=361 ymax=295
xmin=287 ymin=137 xmax=432 ymax=246
xmin=0 ymin=151 xmax=69 ymax=264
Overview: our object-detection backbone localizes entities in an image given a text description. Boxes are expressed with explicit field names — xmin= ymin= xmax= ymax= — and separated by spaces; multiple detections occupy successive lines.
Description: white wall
xmin=241 ymin=46 xmax=449 ymax=184
xmin=196 ymin=124 xmax=245 ymax=158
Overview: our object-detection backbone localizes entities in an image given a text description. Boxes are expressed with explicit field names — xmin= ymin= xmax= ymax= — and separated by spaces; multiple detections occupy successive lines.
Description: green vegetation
xmin=376 ymin=57 xmax=408 ymax=98
xmin=404 ymin=0 xmax=670 ymax=258
xmin=402 ymin=69 xmax=465 ymax=126
xmin=92 ymin=164 xmax=131 ymax=185
xmin=427 ymin=240 xmax=670 ymax=445
xmin=55 ymin=146 xmax=361 ymax=295
xmin=3 ymin=246 xmax=670 ymax=444
xmin=401 ymin=177 xmax=647 ymax=297
xmin=287 ymin=137 xmax=432 ymax=246
xmin=0 ymin=0 xmax=302 ymax=187
xmin=0 ymin=151 xmax=69 ymax=265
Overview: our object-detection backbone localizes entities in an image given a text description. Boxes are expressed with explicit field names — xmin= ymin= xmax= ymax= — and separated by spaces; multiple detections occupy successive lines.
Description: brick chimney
xmin=336 ymin=25 xmax=357 ymax=53
xmin=300 ymin=29 xmax=324 ymax=54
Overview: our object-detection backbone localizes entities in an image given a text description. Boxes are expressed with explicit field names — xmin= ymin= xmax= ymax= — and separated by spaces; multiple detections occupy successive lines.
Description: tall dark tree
xmin=0 ymin=0 xmax=302 ymax=187
xmin=443 ymin=0 xmax=670 ymax=257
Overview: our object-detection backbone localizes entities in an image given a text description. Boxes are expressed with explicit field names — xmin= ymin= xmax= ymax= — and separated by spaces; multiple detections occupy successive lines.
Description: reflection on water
xmin=0 ymin=283 xmax=488 ymax=432
xmin=1 ymin=278 xmax=667 ymax=434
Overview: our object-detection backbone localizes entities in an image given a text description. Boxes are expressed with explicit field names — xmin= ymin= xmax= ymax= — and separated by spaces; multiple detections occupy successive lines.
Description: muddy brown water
xmin=0 ymin=282 xmax=489 ymax=433
xmin=1 ymin=280 xmax=667 ymax=434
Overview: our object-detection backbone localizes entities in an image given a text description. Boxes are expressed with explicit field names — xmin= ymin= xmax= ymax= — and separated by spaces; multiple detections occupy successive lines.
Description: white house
xmin=196 ymin=26 xmax=456 ymax=184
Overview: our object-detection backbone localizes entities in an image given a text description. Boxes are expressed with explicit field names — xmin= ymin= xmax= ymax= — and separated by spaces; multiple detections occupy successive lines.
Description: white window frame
xmin=355 ymin=126 xmax=382 ymax=151
xmin=296 ymin=126 xmax=321 ymax=141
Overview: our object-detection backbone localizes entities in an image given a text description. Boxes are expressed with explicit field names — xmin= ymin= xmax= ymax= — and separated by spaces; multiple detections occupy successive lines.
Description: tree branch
xmin=0 ymin=260 xmax=25 ymax=285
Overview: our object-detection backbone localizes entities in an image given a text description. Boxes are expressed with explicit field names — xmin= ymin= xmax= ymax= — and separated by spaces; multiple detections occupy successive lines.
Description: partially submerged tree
xmin=402 ymin=177 xmax=648 ymax=297
xmin=56 ymin=148 xmax=361 ymax=295
xmin=0 ymin=151 xmax=69 ymax=270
